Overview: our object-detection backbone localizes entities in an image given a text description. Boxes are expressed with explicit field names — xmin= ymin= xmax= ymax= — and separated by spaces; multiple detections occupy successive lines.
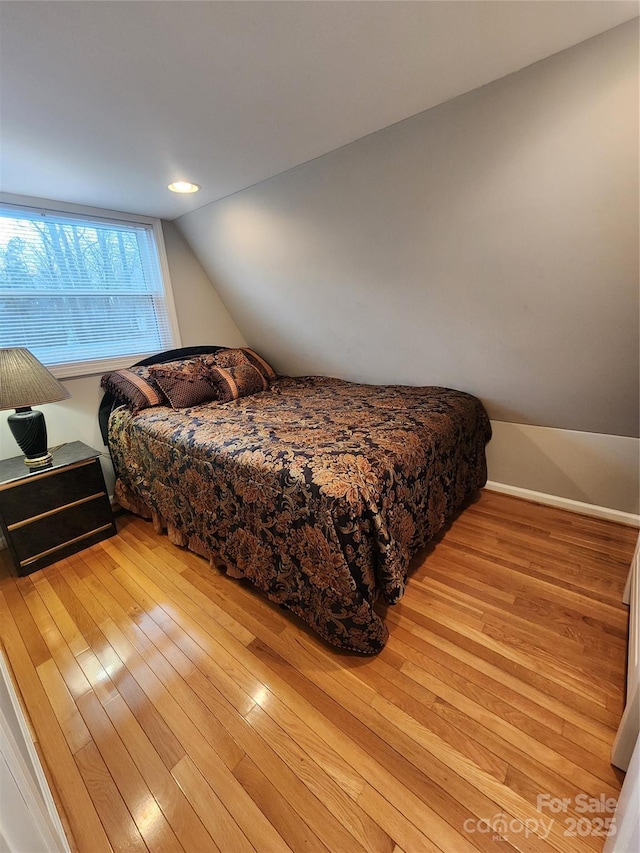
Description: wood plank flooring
xmin=0 ymin=490 xmax=636 ymax=853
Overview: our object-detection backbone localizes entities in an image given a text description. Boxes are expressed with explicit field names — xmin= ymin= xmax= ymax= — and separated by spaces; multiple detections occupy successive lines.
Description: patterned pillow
xmin=213 ymin=348 xmax=277 ymax=383
xmin=151 ymin=354 xmax=220 ymax=375
xmin=100 ymin=366 xmax=166 ymax=411
xmin=149 ymin=363 xmax=219 ymax=409
xmin=208 ymin=362 xmax=270 ymax=403
xmin=209 ymin=348 xmax=247 ymax=369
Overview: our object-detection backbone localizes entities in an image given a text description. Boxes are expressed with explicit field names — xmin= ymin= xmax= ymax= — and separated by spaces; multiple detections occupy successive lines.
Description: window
xmin=0 ymin=202 xmax=180 ymax=378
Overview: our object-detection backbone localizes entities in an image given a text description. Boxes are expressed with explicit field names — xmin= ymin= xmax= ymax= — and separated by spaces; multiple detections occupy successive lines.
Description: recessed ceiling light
xmin=168 ymin=181 xmax=200 ymax=194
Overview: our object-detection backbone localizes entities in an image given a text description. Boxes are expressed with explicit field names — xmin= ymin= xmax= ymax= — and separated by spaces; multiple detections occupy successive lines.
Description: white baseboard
xmin=486 ymin=480 xmax=640 ymax=527
xmin=486 ymin=421 xmax=639 ymax=517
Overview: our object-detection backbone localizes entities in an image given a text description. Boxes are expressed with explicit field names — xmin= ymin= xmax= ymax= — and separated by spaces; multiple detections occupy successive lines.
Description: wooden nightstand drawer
xmin=0 ymin=458 xmax=106 ymax=527
xmin=9 ymin=494 xmax=113 ymax=565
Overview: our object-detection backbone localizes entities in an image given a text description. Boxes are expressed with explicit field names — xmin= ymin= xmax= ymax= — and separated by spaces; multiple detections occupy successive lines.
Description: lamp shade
xmin=0 ymin=347 xmax=70 ymax=411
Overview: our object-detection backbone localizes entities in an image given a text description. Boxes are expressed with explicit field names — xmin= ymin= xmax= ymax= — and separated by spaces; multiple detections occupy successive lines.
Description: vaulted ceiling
xmin=1 ymin=0 xmax=637 ymax=219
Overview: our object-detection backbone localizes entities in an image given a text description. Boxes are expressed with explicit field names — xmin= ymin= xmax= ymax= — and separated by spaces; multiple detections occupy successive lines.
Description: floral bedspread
xmin=109 ymin=376 xmax=491 ymax=653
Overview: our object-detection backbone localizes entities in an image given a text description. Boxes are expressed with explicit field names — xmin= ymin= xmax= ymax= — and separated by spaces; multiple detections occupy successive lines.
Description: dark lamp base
xmin=7 ymin=407 xmax=52 ymax=467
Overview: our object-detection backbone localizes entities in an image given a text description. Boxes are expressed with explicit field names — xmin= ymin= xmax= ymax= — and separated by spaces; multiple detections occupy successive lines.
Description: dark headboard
xmin=98 ymin=345 xmax=226 ymax=445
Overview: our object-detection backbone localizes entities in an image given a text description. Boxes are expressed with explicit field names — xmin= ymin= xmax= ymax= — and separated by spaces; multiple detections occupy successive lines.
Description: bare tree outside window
xmin=0 ymin=208 xmax=175 ymax=371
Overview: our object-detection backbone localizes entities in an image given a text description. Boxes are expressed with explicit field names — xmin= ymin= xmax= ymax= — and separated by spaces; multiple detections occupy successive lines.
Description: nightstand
xmin=0 ymin=441 xmax=116 ymax=576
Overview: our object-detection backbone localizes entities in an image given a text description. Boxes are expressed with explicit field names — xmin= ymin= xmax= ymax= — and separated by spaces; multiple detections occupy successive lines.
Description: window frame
xmin=0 ymin=194 xmax=182 ymax=379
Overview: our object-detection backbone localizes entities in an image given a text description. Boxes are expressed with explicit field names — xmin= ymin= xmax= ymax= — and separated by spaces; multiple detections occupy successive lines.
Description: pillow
xmin=211 ymin=348 xmax=250 ymax=369
xmin=208 ymin=362 xmax=269 ymax=403
xmin=100 ymin=366 xmax=166 ymax=411
xmin=213 ymin=348 xmax=277 ymax=383
xmin=240 ymin=348 xmax=277 ymax=382
xmin=151 ymin=353 xmax=221 ymax=375
xmin=149 ymin=363 xmax=219 ymax=409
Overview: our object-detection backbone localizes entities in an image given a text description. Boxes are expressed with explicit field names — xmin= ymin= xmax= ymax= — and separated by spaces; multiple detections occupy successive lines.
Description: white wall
xmin=486 ymin=422 xmax=640 ymax=519
xmin=160 ymin=220 xmax=246 ymax=353
xmin=176 ymin=21 xmax=639 ymax=515
xmin=0 ymin=214 xmax=245 ymax=492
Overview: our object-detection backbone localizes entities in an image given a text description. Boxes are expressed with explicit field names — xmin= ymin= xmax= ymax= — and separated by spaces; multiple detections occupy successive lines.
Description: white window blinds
xmin=0 ymin=204 xmax=179 ymax=377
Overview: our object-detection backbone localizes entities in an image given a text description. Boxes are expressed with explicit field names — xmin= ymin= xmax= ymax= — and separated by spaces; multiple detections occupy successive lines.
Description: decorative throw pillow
xmin=213 ymin=348 xmax=277 ymax=383
xmin=150 ymin=354 xmax=220 ymax=376
xmin=100 ymin=366 xmax=167 ymax=411
xmin=240 ymin=348 xmax=277 ymax=382
xmin=208 ymin=362 xmax=269 ymax=403
xmin=149 ymin=363 xmax=219 ymax=409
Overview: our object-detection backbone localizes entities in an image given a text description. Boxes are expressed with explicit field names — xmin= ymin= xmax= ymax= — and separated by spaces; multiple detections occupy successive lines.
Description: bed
xmin=101 ymin=347 xmax=491 ymax=654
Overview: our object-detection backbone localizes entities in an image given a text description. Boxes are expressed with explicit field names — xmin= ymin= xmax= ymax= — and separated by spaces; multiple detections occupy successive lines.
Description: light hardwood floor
xmin=0 ymin=490 xmax=636 ymax=853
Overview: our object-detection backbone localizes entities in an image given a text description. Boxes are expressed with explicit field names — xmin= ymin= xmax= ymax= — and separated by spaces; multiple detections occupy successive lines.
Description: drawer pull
xmin=19 ymin=524 xmax=114 ymax=567
xmin=7 ymin=492 xmax=107 ymax=531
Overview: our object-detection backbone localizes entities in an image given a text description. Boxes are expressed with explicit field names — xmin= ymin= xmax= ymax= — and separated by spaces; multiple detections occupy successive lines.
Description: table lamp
xmin=0 ymin=347 xmax=71 ymax=467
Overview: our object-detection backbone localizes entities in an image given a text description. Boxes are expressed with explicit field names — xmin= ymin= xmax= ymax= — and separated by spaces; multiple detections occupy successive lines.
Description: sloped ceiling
xmin=176 ymin=21 xmax=639 ymax=438
xmin=0 ymin=0 xmax=637 ymax=219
